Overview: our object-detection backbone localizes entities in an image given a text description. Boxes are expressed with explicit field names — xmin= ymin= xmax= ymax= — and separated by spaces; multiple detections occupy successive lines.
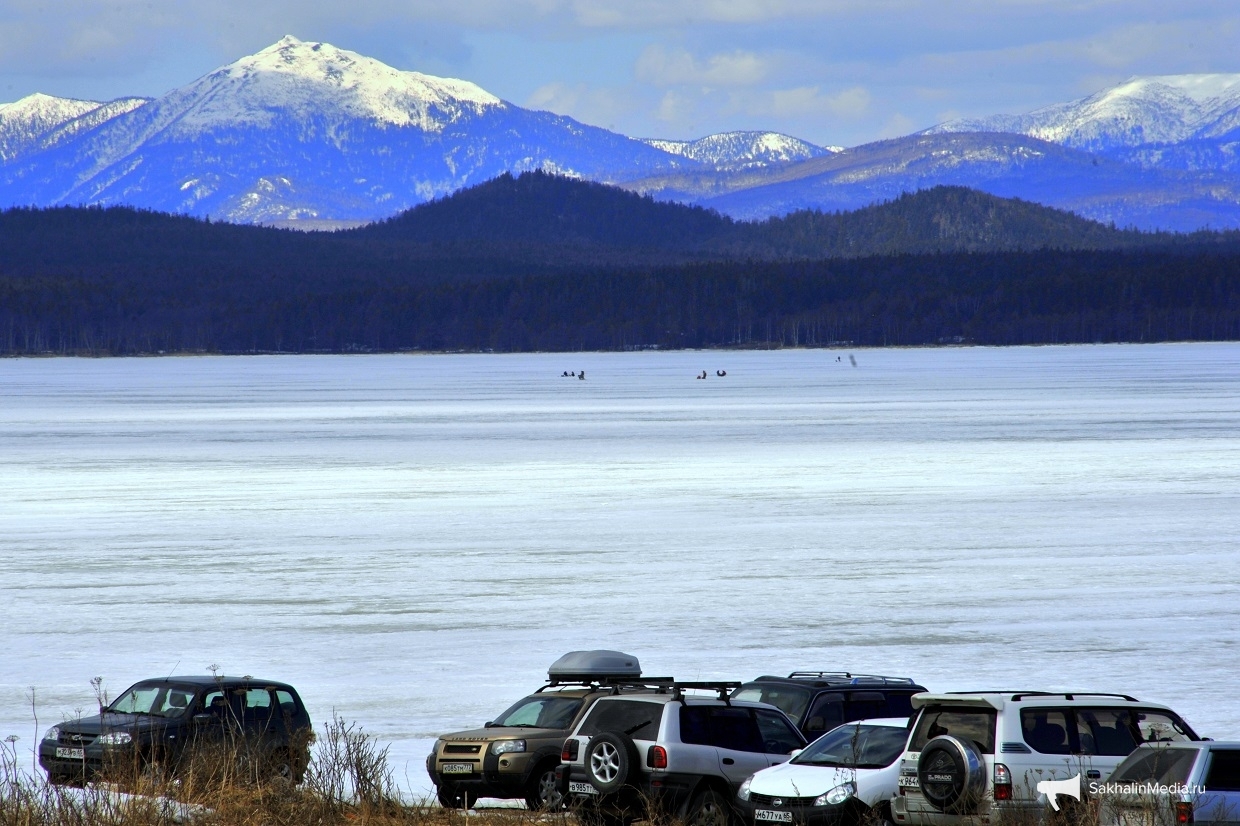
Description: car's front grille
xmin=749 ymin=793 xmax=818 ymax=806
xmin=58 ymin=732 xmax=96 ymax=746
xmin=444 ymin=744 xmax=482 ymax=755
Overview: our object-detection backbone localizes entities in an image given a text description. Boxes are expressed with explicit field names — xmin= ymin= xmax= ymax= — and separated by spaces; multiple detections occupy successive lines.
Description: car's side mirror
xmin=192 ymin=713 xmax=215 ymax=725
xmin=484 ymin=721 xmax=494 ymax=728
xmin=100 ymin=704 xmax=109 ymax=714
xmin=789 ymin=749 xmax=802 ymax=757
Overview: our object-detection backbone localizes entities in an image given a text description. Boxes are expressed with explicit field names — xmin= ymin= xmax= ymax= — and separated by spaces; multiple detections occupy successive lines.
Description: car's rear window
xmin=1204 ymin=751 xmax=1240 ymax=792
xmin=911 ymin=707 xmax=997 ymax=754
xmin=579 ymin=700 xmax=663 ymax=739
xmin=1112 ymin=747 xmax=1199 ymax=785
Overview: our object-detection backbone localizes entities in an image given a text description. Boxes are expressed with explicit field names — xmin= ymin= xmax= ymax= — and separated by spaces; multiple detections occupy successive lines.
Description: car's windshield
xmin=109 ymin=683 xmax=197 ymax=718
xmin=1112 ymin=748 xmax=1200 ymax=786
xmin=732 ymin=684 xmax=812 ymax=724
xmin=492 ymin=695 xmax=584 ymax=729
xmin=792 ymin=723 xmax=909 ymax=769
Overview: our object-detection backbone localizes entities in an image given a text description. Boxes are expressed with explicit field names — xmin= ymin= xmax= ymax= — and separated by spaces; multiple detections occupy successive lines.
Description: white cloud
xmin=636 ymin=45 xmax=769 ymax=88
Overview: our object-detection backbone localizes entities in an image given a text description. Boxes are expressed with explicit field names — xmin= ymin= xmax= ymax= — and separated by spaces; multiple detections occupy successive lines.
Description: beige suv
xmin=427 ymin=651 xmax=652 ymax=810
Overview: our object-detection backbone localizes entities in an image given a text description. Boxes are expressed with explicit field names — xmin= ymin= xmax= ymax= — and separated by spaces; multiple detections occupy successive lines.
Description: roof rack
xmin=1009 ymin=692 xmax=1139 ymax=702
xmin=670 ymin=681 xmax=742 ymax=703
xmin=783 ymin=672 xmax=920 ymax=686
xmin=947 ymin=691 xmax=1139 ymax=703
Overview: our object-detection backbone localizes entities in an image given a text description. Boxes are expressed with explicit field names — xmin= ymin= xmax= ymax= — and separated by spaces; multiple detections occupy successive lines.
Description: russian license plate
xmin=569 ymin=781 xmax=599 ymax=795
xmin=755 ymin=810 xmax=793 ymax=822
xmin=898 ymin=775 xmax=920 ymax=788
xmin=55 ymin=747 xmax=85 ymax=760
xmin=441 ymin=763 xmax=473 ymax=774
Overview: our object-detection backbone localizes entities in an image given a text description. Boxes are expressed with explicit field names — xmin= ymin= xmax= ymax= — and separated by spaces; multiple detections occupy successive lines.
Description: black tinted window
xmin=1205 ymin=751 xmax=1240 ymax=792
xmin=911 ymin=707 xmax=996 ymax=754
xmin=847 ymin=692 xmax=887 ymax=722
xmin=1076 ymin=709 xmax=1138 ymax=756
xmin=805 ymin=693 xmax=845 ymax=734
xmin=580 ymin=700 xmax=662 ymax=739
xmin=794 ymin=723 xmax=908 ymax=769
xmin=883 ymin=693 xmax=916 ymax=719
xmin=709 ymin=707 xmax=765 ymax=753
xmin=1021 ymin=709 xmax=1071 ymax=755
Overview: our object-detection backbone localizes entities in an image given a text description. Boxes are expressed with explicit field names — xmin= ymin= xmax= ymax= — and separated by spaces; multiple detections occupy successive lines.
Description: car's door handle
xmin=722 ymin=758 xmax=735 ymax=765
xmin=1086 ymin=770 xmax=1101 ymax=779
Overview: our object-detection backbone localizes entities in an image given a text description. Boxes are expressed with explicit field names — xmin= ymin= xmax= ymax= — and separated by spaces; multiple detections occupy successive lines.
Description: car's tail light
xmin=1176 ymin=802 xmax=1194 ymax=824
xmin=647 ymin=745 xmax=667 ymax=769
xmin=562 ymin=739 xmax=579 ymax=761
xmin=993 ymin=763 xmax=1012 ymax=801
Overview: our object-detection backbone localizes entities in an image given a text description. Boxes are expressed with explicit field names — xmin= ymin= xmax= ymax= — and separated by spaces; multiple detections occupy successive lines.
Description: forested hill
xmin=354 ymin=171 xmax=1234 ymax=258
xmin=5 ymin=174 xmax=1238 ymax=287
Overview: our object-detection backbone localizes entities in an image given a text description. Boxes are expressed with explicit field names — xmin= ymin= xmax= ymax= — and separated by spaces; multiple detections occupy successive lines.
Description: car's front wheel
xmin=437 ymin=783 xmax=466 ymax=809
xmin=526 ymin=762 xmax=563 ymax=810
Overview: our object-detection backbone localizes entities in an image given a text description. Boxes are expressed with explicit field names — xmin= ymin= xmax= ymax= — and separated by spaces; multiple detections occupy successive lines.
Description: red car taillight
xmin=647 ymin=745 xmax=667 ymax=769
xmin=993 ymin=763 xmax=1012 ymax=801
xmin=562 ymin=739 xmax=579 ymax=761
xmin=1176 ymin=802 xmax=1194 ymax=824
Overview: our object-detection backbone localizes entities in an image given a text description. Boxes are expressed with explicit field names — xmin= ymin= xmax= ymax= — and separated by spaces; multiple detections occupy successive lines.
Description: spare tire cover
xmin=917 ymin=735 xmax=987 ymax=815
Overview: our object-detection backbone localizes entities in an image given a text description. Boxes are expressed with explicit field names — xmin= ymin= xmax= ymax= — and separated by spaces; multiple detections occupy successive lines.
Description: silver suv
xmin=557 ymin=682 xmax=807 ymax=826
xmin=891 ymin=692 xmax=1200 ymax=826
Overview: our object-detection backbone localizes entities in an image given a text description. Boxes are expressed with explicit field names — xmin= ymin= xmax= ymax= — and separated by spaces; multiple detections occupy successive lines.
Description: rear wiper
xmin=625 ymin=721 xmax=651 ymax=736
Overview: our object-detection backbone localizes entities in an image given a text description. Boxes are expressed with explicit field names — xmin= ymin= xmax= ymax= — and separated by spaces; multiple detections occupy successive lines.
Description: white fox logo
xmin=1036 ymin=774 xmax=1082 ymax=811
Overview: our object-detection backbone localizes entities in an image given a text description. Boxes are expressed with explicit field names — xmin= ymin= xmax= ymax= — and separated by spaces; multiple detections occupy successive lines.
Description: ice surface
xmin=1 ymin=345 xmax=1238 ymax=798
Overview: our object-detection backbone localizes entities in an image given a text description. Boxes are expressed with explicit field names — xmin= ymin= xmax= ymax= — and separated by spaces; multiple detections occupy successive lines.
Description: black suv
xmin=38 ymin=676 xmax=312 ymax=785
xmin=732 ymin=672 xmax=926 ymax=740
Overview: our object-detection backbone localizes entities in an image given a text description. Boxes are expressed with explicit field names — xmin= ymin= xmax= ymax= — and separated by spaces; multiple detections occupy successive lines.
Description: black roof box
xmin=548 ymin=650 xmax=642 ymax=682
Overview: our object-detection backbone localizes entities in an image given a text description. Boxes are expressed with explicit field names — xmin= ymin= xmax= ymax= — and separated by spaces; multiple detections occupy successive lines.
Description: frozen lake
xmin=2 ymin=344 xmax=1238 ymax=796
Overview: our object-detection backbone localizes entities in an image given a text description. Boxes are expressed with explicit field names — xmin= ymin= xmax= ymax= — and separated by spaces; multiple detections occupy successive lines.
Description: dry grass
xmin=0 ymin=715 xmax=576 ymax=826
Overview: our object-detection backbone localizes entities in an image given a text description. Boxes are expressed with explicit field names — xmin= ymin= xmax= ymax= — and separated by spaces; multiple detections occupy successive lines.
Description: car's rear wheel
xmin=526 ymin=762 xmax=563 ymax=810
xmin=687 ymin=789 xmax=733 ymax=826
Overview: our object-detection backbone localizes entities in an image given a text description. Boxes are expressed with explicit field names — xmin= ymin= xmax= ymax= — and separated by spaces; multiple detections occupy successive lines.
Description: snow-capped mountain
xmin=0 ymin=93 xmax=146 ymax=162
xmin=929 ymin=74 xmax=1240 ymax=153
xmin=640 ymin=131 xmax=837 ymax=170
xmin=0 ymin=36 xmax=695 ymax=223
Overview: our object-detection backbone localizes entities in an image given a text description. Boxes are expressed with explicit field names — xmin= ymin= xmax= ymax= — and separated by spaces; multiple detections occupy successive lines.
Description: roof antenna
xmin=165 ymin=661 xmax=181 ymax=680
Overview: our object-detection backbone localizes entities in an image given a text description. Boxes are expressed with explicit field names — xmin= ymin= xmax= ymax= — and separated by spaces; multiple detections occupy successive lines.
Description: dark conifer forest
xmin=2 ymin=172 xmax=1239 ymax=354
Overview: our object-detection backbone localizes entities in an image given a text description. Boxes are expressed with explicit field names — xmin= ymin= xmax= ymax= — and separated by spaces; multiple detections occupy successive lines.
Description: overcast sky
xmin=2 ymin=1 xmax=1237 ymax=147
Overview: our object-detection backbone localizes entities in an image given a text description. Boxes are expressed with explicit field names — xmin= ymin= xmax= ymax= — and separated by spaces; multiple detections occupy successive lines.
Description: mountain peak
xmin=168 ymin=35 xmax=503 ymax=132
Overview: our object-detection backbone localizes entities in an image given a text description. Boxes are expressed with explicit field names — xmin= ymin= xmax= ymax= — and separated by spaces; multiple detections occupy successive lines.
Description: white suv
xmin=891 ymin=692 xmax=1200 ymax=826
xmin=557 ymin=682 xmax=807 ymax=826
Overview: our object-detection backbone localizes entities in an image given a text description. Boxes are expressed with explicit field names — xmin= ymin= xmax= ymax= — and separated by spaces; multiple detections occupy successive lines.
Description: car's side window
xmin=804 ymin=692 xmax=845 ymax=735
xmin=275 ymin=690 xmax=299 ymax=716
xmin=708 ymin=707 xmax=765 ymax=753
xmin=580 ymin=701 xmax=663 ymax=739
xmin=847 ymin=691 xmax=887 ymax=722
xmin=679 ymin=707 xmax=711 ymax=746
xmin=1135 ymin=711 xmax=1194 ymax=744
xmin=158 ymin=688 xmax=195 ymax=717
xmin=754 ymin=709 xmax=804 ymax=754
xmin=1021 ymin=709 xmax=1071 ymax=754
xmin=203 ymin=690 xmax=229 ymax=714
xmin=1075 ymin=709 xmax=1138 ymax=756
xmin=1204 ymin=751 xmax=1240 ymax=791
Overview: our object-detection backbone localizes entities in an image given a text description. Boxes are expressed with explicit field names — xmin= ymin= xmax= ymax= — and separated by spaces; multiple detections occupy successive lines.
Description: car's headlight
xmin=737 ymin=775 xmax=754 ymax=801
xmin=815 ymin=782 xmax=856 ymax=806
xmin=97 ymin=731 xmax=132 ymax=746
xmin=43 ymin=726 xmax=60 ymax=742
xmin=490 ymin=739 xmax=525 ymax=755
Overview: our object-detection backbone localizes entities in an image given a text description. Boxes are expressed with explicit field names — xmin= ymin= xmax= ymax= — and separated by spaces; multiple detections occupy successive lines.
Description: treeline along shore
xmin=2 ymin=173 xmax=1239 ymax=354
